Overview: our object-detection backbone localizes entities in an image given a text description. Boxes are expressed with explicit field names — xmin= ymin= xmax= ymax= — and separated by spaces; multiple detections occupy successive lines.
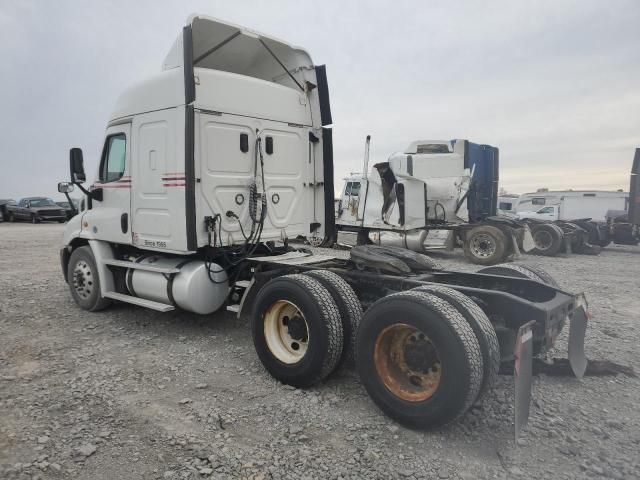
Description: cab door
xmin=90 ymin=123 xmax=132 ymax=244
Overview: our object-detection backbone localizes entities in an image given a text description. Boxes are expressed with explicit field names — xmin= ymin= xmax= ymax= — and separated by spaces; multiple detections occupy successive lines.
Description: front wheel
xmin=8 ymin=212 xmax=15 ymax=222
xmin=67 ymin=246 xmax=112 ymax=311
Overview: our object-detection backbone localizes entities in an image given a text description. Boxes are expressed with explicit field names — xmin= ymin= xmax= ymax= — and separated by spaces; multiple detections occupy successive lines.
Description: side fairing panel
xmin=130 ymin=106 xmax=188 ymax=253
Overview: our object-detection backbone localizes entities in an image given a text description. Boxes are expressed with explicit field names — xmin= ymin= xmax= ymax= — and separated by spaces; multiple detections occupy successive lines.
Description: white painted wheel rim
xmin=264 ymin=300 xmax=309 ymax=364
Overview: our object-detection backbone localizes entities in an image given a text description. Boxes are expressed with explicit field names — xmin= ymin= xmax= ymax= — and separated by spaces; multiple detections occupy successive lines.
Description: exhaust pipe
xmin=362 ymin=135 xmax=371 ymax=180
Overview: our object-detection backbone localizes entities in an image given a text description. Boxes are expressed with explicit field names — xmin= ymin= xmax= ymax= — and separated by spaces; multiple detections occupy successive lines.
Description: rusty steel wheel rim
xmin=534 ymin=230 xmax=553 ymax=250
xmin=374 ymin=324 xmax=442 ymax=402
xmin=263 ymin=300 xmax=309 ymax=364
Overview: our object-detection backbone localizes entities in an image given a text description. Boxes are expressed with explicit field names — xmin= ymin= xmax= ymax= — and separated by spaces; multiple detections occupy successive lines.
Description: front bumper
xmin=37 ymin=215 xmax=67 ymax=221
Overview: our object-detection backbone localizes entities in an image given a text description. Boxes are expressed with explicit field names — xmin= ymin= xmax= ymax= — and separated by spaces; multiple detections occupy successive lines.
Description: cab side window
xmin=100 ymin=133 xmax=127 ymax=183
xmin=538 ymin=206 xmax=554 ymax=213
xmin=345 ymin=182 xmax=361 ymax=197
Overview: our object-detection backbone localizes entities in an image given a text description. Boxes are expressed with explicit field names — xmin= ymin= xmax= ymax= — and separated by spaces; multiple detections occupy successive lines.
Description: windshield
xmin=29 ymin=198 xmax=56 ymax=207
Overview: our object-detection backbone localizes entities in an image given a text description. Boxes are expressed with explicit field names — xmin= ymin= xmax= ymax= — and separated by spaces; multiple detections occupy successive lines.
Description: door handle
xmin=121 ymin=213 xmax=128 ymax=234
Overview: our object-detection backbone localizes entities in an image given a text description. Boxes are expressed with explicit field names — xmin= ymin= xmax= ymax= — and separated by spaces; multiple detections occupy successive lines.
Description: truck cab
xmin=58 ymin=14 xmax=334 ymax=314
xmin=63 ymin=14 xmax=333 ymax=255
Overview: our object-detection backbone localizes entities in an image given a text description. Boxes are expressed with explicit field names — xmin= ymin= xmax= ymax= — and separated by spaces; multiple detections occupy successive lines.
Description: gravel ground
xmin=1 ymin=223 xmax=639 ymax=480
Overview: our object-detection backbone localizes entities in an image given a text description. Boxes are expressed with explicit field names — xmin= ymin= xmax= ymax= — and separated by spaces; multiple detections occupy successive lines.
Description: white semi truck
xmin=336 ymin=137 xmax=535 ymax=265
xmin=57 ymin=14 xmax=589 ymax=434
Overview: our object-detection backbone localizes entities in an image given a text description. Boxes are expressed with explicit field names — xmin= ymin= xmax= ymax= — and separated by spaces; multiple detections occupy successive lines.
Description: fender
xmin=87 ymin=240 xmax=117 ymax=295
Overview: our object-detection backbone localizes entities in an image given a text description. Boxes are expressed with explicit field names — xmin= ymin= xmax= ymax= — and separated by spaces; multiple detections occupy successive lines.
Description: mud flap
xmin=510 ymin=233 xmax=522 ymax=258
xmin=514 ymin=320 xmax=535 ymax=442
xmin=521 ymin=225 xmax=535 ymax=252
xmin=568 ymin=294 xmax=589 ymax=379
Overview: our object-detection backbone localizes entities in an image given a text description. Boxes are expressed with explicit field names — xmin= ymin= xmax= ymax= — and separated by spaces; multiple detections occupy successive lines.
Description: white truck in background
xmin=55 ymin=14 xmax=589 ymax=434
xmin=515 ymin=191 xmax=629 ymax=222
xmin=506 ymin=190 xmax=629 ymax=256
xmin=336 ymin=137 xmax=535 ymax=266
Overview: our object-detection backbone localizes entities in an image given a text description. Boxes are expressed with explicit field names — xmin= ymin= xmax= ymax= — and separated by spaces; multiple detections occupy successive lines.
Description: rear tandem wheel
xmin=463 ymin=225 xmax=509 ymax=266
xmin=251 ymin=274 xmax=344 ymax=388
xmin=355 ymin=290 xmax=483 ymax=428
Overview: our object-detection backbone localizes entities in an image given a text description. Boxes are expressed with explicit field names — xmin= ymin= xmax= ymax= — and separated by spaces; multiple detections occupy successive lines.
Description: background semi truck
xmin=57 ymin=14 xmax=589 ymax=433
xmin=605 ymin=148 xmax=640 ymax=246
xmin=336 ymin=137 xmax=535 ymax=265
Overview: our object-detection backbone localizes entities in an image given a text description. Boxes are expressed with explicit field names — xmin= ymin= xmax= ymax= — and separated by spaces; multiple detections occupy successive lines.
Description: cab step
xmin=102 ymin=259 xmax=180 ymax=274
xmin=226 ymin=304 xmax=240 ymax=313
xmin=103 ymin=291 xmax=175 ymax=312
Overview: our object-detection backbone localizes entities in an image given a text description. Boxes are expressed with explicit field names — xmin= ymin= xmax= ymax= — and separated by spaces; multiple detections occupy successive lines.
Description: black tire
xmin=511 ymin=263 xmax=559 ymax=287
xmin=251 ymin=274 xmax=343 ymax=387
xmin=356 ymin=291 xmax=483 ymax=429
xmin=31 ymin=214 xmax=39 ymax=224
xmin=8 ymin=212 xmax=15 ymax=222
xmin=303 ymin=270 xmax=363 ymax=364
xmin=477 ymin=263 xmax=559 ymax=287
xmin=463 ymin=225 xmax=508 ymax=266
xmin=573 ymin=220 xmax=599 ymax=245
xmin=411 ymin=285 xmax=499 ymax=405
xmin=530 ymin=223 xmax=563 ymax=256
xmin=67 ymin=246 xmax=112 ymax=312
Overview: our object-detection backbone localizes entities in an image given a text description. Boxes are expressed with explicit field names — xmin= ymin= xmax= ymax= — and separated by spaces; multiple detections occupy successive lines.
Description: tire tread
xmin=304 ymin=270 xmax=362 ymax=364
xmin=411 ymin=285 xmax=499 ymax=404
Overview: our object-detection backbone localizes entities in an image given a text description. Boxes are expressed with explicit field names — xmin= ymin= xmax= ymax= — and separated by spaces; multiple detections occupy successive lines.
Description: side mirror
xmin=70 ymin=148 xmax=86 ymax=183
xmin=58 ymin=182 xmax=75 ymax=194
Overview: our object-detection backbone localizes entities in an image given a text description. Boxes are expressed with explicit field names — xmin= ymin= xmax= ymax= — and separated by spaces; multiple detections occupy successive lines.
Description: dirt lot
xmin=1 ymin=223 xmax=639 ymax=480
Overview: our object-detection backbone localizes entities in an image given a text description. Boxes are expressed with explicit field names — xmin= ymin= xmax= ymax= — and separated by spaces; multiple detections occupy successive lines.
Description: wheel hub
xmin=534 ymin=230 xmax=553 ymax=250
xmin=285 ymin=315 xmax=308 ymax=342
xmin=374 ymin=324 xmax=441 ymax=402
xmin=470 ymin=233 xmax=496 ymax=258
xmin=72 ymin=260 xmax=94 ymax=300
xmin=264 ymin=300 xmax=310 ymax=364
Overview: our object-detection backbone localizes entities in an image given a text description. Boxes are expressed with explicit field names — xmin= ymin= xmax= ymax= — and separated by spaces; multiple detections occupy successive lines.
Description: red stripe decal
xmin=163 ymin=183 xmax=186 ymax=187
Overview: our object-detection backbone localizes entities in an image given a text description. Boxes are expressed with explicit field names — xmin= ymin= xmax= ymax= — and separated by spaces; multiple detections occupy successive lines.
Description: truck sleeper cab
xmin=58 ymin=15 xmax=589 ymax=435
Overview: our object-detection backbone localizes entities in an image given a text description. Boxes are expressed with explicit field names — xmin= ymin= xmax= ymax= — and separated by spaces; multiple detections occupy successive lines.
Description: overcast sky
xmin=1 ymin=0 xmax=638 ymax=201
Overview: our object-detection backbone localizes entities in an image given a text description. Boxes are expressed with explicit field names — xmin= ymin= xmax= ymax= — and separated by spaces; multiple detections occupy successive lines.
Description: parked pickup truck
xmin=7 ymin=197 xmax=67 ymax=223
xmin=56 ymin=200 xmax=80 ymax=220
